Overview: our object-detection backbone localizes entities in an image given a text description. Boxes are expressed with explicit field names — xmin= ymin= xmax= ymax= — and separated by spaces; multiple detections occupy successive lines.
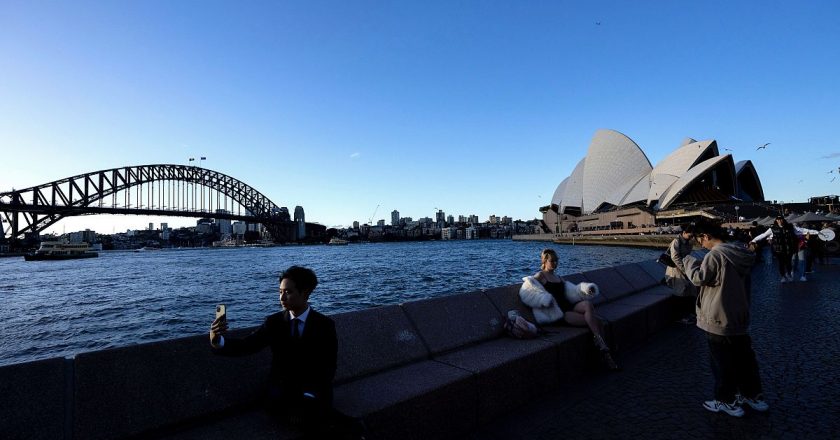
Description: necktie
xmin=291 ymin=318 xmax=300 ymax=338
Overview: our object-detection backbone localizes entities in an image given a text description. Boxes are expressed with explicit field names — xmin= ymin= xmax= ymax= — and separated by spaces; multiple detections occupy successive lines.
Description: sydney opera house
xmin=541 ymin=129 xmax=765 ymax=233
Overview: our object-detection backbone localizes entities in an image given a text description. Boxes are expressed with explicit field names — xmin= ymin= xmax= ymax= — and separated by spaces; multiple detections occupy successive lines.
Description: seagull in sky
xmin=756 ymin=143 xmax=770 ymax=150
xmin=798 ymin=180 xmax=804 ymax=183
xmin=724 ymin=147 xmax=733 ymax=152
xmin=832 ymin=177 xmax=837 ymax=182
xmin=595 ymin=21 xmax=601 ymax=25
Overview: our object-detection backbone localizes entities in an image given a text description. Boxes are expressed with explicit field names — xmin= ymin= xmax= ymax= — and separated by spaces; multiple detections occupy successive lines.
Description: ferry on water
xmin=327 ymin=237 xmax=349 ymax=245
xmin=24 ymin=240 xmax=99 ymax=261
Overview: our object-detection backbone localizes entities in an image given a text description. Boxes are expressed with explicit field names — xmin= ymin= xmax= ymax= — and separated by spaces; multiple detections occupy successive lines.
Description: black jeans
xmin=706 ymin=333 xmax=763 ymax=403
xmin=776 ymin=250 xmax=793 ymax=277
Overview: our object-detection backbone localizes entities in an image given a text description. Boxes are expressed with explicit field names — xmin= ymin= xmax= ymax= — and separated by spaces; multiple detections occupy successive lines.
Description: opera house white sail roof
xmin=550 ymin=129 xmax=764 ymax=214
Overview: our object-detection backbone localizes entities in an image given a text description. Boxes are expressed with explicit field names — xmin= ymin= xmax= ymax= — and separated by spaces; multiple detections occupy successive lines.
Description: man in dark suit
xmin=210 ymin=266 xmax=339 ymax=435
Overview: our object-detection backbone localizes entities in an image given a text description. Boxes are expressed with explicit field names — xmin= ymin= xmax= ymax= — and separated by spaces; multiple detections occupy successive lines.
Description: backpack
xmin=504 ymin=312 xmax=539 ymax=339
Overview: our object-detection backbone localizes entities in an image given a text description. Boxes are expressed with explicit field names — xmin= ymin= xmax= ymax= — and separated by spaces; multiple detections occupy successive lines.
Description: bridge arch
xmin=0 ymin=165 xmax=294 ymax=242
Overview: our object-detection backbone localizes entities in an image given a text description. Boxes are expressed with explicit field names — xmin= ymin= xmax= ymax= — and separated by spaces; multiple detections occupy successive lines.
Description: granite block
xmin=584 ymin=267 xmax=635 ymax=301
xmin=614 ymin=262 xmax=659 ymax=292
xmin=401 ymin=291 xmax=504 ymax=355
xmin=0 ymin=357 xmax=65 ymax=440
xmin=596 ymin=302 xmax=648 ymax=352
xmin=333 ymin=305 xmax=428 ymax=383
xmin=334 ymin=361 xmax=477 ymax=440
xmin=74 ymin=330 xmax=271 ymax=440
xmin=636 ymin=259 xmax=667 ymax=284
xmin=434 ymin=338 xmax=557 ymax=423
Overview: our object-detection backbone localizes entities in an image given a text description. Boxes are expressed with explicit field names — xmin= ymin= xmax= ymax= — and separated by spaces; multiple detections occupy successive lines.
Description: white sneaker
xmin=737 ymin=394 xmax=770 ymax=412
xmin=780 ymin=277 xmax=788 ymax=283
xmin=800 ymin=275 xmax=807 ymax=282
xmin=703 ymin=400 xmax=744 ymax=417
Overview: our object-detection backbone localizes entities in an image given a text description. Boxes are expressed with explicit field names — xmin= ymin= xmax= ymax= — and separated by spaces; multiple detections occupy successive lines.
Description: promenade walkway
xmin=469 ymin=256 xmax=840 ymax=439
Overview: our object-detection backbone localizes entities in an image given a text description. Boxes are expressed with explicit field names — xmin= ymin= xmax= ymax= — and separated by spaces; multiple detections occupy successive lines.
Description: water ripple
xmin=0 ymin=241 xmax=657 ymax=366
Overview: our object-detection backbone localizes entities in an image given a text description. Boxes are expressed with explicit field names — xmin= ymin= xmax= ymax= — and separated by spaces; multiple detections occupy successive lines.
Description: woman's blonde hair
xmin=540 ymin=248 xmax=558 ymax=271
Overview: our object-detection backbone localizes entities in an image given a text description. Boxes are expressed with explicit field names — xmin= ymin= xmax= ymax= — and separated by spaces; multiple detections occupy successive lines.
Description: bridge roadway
xmin=469 ymin=256 xmax=840 ymax=440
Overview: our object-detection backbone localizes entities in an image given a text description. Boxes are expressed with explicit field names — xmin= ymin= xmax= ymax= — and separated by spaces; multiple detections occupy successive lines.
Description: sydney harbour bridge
xmin=0 ymin=164 xmax=313 ymax=246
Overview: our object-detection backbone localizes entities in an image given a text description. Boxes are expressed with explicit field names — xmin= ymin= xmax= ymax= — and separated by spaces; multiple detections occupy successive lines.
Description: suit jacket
xmin=213 ymin=308 xmax=338 ymax=403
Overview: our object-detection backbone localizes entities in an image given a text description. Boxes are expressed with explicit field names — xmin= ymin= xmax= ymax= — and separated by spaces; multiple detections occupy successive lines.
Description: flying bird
xmin=832 ymin=177 xmax=837 ymax=182
xmin=756 ymin=143 xmax=770 ymax=150
xmin=798 ymin=180 xmax=804 ymax=183
xmin=724 ymin=147 xmax=733 ymax=152
xmin=595 ymin=21 xmax=601 ymax=25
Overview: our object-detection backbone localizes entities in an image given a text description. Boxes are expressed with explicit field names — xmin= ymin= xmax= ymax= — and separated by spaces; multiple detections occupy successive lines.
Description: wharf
xmin=514 ymin=233 xmax=676 ymax=249
xmin=471 ymin=257 xmax=840 ymax=439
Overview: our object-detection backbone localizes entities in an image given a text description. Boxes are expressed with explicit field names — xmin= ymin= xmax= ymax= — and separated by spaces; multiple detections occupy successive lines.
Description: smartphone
xmin=215 ymin=304 xmax=226 ymax=320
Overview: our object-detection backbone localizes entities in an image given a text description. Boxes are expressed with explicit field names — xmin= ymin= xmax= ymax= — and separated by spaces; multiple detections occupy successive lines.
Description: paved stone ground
xmin=470 ymin=254 xmax=840 ymax=440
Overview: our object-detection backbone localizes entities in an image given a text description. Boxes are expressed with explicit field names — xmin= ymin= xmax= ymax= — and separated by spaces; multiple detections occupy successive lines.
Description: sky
xmin=2 ymin=0 xmax=839 ymax=234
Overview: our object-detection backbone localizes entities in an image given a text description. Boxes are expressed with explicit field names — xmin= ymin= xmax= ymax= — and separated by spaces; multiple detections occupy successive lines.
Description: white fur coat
xmin=518 ymin=276 xmax=600 ymax=325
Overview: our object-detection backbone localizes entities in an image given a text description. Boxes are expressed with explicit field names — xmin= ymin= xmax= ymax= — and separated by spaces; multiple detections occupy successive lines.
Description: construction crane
xmin=368 ymin=204 xmax=380 ymax=225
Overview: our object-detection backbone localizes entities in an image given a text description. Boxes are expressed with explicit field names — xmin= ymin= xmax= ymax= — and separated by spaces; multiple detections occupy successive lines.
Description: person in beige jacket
xmin=683 ymin=223 xmax=767 ymax=418
xmin=664 ymin=225 xmax=698 ymax=323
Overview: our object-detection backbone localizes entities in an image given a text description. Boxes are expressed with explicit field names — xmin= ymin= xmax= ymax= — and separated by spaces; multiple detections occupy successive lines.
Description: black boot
xmin=593 ymin=334 xmax=620 ymax=371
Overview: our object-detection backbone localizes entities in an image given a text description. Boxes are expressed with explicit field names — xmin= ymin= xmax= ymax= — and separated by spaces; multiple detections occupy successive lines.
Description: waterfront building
xmin=294 ymin=206 xmax=305 ymax=222
xmin=353 ymin=221 xmax=359 ymax=230
xmin=465 ymin=226 xmax=477 ymax=239
xmin=489 ymin=215 xmax=497 ymax=225
xmin=148 ymin=222 xmax=154 ymax=231
xmin=436 ymin=210 xmax=445 ymax=224
xmin=441 ymin=227 xmax=455 ymax=240
xmin=446 ymin=215 xmax=454 ymax=225
xmin=391 ymin=210 xmax=400 ymax=226
xmin=232 ymin=221 xmax=246 ymax=236
xmin=377 ymin=219 xmax=385 ymax=227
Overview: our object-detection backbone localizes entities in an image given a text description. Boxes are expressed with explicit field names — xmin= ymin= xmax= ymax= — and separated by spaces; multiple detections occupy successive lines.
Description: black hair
xmin=279 ymin=266 xmax=318 ymax=294
xmin=695 ymin=222 xmax=727 ymax=241
xmin=681 ymin=224 xmax=695 ymax=234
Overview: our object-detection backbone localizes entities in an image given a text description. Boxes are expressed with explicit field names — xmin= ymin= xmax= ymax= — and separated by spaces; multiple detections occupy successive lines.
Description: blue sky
xmin=2 ymin=1 xmax=839 ymax=233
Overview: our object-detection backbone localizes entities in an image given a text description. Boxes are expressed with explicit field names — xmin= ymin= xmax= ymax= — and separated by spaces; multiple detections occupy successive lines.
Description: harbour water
xmin=0 ymin=240 xmax=658 ymax=366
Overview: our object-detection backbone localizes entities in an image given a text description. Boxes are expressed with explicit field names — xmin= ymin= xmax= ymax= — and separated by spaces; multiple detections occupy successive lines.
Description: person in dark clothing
xmin=748 ymin=221 xmax=767 ymax=262
xmin=210 ymin=266 xmax=361 ymax=438
xmin=751 ymin=216 xmax=800 ymax=282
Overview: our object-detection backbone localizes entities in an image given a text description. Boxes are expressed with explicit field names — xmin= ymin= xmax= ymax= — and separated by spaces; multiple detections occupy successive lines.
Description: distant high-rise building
xmin=489 ymin=215 xmax=497 ymax=224
xmin=161 ymin=223 xmax=168 ymax=231
xmin=391 ymin=210 xmax=400 ymax=226
xmin=232 ymin=221 xmax=247 ymax=236
xmin=501 ymin=216 xmax=512 ymax=225
xmin=377 ymin=219 xmax=385 ymax=227
xmin=436 ymin=210 xmax=445 ymax=223
xmin=353 ymin=221 xmax=359 ymax=230
xmin=215 ymin=210 xmax=232 ymax=235
xmin=469 ymin=215 xmax=479 ymax=224
xmin=148 ymin=222 xmax=154 ymax=231
xmin=294 ymin=206 xmax=305 ymax=239
xmin=446 ymin=215 xmax=454 ymax=225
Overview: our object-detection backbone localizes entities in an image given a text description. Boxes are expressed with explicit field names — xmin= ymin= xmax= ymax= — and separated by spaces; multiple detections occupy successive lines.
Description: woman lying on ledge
xmin=519 ymin=248 xmax=620 ymax=371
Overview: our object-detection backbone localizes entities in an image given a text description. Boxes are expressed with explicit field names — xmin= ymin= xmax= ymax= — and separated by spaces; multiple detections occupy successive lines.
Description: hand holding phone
xmin=210 ymin=304 xmax=228 ymax=345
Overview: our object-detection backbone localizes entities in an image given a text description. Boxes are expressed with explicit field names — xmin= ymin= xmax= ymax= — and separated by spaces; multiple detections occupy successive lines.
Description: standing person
xmin=522 ymin=248 xmax=620 ymax=371
xmin=664 ymin=225 xmax=697 ymax=323
xmin=750 ymin=216 xmax=817 ymax=283
xmin=684 ymin=224 xmax=767 ymax=417
xmin=210 ymin=266 xmax=360 ymax=438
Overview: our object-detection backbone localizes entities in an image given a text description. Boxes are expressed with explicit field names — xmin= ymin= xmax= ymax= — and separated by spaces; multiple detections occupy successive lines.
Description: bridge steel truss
xmin=0 ymin=164 xmax=292 ymax=242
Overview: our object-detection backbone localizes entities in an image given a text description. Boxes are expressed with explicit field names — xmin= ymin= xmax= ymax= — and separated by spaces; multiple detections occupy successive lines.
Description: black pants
xmin=776 ymin=250 xmax=793 ymax=277
xmin=706 ymin=333 xmax=763 ymax=403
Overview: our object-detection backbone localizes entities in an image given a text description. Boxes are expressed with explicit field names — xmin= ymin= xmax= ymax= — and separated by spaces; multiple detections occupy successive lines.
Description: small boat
xmin=24 ymin=240 xmax=99 ymax=261
xmin=327 ymin=237 xmax=349 ymax=245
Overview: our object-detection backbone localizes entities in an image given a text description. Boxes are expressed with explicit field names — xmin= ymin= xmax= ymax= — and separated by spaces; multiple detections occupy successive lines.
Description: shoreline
xmin=513 ymin=234 xmax=678 ymax=249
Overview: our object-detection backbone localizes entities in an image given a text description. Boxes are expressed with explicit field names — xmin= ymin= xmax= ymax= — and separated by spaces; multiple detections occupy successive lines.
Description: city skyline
xmin=2 ymin=1 xmax=839 ymax=235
